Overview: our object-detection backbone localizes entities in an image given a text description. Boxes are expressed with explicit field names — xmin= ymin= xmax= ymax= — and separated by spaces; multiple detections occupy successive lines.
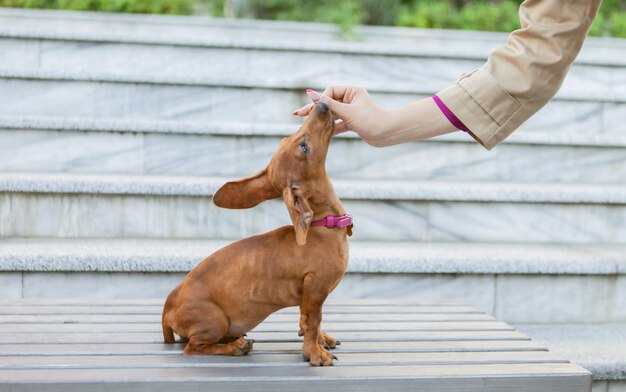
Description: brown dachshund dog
xmin=162 ymin=102 xmax=352 ymax=366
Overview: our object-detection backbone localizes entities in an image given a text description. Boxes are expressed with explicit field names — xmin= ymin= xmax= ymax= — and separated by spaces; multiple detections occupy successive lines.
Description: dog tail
xmin=162 ymin=291 xmax=176 ymax=344
xmin=162 ymin=322 xmax=176 ymax=344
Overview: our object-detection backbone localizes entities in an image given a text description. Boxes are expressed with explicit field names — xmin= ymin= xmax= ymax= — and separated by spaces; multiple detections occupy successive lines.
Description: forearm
xmin=371 ymin=97 xmax=459 ymax=147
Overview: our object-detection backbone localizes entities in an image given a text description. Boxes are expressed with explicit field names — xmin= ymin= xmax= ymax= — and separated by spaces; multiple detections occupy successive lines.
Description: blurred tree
xmin=458 ymin=1 xmax=520 ymax=32
xmin=397 ymin=1 xmax=459 ymax=29
xmin=610 ymin=11 xmax=626 ymax=38
xmin=360 ymin=0 xmax=401 ymax=26
xmin=1 ymin=0 xmax=624 ymax=38
xmin=1 ymin=0 xmax=194 ymax=13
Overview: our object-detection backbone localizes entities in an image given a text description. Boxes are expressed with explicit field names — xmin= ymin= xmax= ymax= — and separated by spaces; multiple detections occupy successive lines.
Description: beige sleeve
xmin=437 ymin=0 xmax=601 ymax=150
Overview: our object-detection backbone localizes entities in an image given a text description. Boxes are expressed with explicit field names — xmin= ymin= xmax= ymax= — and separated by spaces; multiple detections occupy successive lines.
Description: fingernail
xmin=306 ymin=89 xmax=321 ymax=102
xmin=292 ymin=110 xmax=298 ymax=115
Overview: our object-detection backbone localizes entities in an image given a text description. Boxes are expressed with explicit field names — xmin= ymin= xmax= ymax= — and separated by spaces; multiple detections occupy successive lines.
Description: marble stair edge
xmin=1 ymin=115 xmax=626 ymax=147
xmin=0 ymin=7 xmax=625 ymax=66
xmin=0 ymin=172 xmax=625 ymax=204
xmin=0 ymin=66 xmax=624 ymax=104
xmin=1 ymin=173 xmax=624 ymax=243
xmin=514 ymin=323 xmax=626 ymax=382
xmin=1 ymin=239 xmax=625 ymax=327
xmin=3 ymin=127 xmax=626 ymax=183
xmin=1 ymin=238 xmax=625 ymax=274
xmin=0 ymin=80 xmax=621 ymax=131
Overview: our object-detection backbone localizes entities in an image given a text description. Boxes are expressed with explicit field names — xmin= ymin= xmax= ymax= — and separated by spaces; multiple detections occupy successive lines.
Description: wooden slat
xmin=0 ymin=340 xmax=549 ymax=356
xmin=0 ymin=305 xmax=482 ymax=315
xmin=0 ymin=299 xmax=591 ymax=392
xmin=0 ymin=312 xmax=496 ymax=324
xmin=0 ymin=299 xmax=166 ymax=306
xmin=0 ymin=330 xmax=530 ymax=344
xmin=0 ymin=321 xmax=514 ymax=333
xmin=0 ymin=363 xmax=590 ymax=381
xmin=0 ymin=299 xmax=464 ymax=306
xmin=0 ymin=377 xmax=591 ymax=392
xmin=0 ymin=351 xmax=569 ymax=369
xmin=0 ymin=376 xmax=592 ymax=392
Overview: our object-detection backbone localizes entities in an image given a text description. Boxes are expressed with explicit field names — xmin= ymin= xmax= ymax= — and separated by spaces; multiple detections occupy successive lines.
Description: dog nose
xmin=317 ymin=102 xmax=329 ymax=113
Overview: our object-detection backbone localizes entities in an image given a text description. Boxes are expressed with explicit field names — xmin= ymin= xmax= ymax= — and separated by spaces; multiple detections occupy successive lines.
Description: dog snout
xmin=316 ymin=102 xmax=329 ymax=113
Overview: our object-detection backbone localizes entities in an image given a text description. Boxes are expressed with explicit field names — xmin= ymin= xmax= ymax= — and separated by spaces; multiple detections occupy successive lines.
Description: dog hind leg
xmin=182 ymin=304 xmax=253 ymax=356
xmin=185 ymin=335 xmax=253 ymax=356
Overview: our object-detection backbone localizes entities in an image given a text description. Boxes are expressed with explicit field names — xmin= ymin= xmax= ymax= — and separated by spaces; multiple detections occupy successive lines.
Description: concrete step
xmin=514 ymin=323 xmax=626 ymax=385
xmin=2 ymin=7 xmax=624 ymax=65
xmin=1 ymin=172 xmax=625 ymax=243
xmin=0 ymin=238 xmax=624 ymax=324
xmin=2 ymin=8 xmax=625 ymax=113
xmin=0 ymin=68 xmax=622 ymax=135
xmin=2 ymin=116 xmax=626 ymax=184
xmin=1 ymin=28 xmax=624 ymax=105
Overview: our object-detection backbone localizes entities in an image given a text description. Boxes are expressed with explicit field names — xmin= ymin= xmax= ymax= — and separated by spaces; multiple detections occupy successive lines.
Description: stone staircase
xmin=0 ymin=7 xmax=624 ymax=388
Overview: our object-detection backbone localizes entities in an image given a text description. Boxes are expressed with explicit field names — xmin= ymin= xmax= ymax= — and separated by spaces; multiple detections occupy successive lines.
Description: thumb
xmin=318 ymin=94 xmax=351 ymax=120
xmin=305 ymin=89 xmax=351 ymax=119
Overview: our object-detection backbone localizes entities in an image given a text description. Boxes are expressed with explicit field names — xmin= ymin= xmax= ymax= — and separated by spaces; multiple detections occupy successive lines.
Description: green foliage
xmin=1 ymin=0 xmax=50 ymax=7
xmin=210 ymin=0 xmax=363 ymax=34
xmin=458 ymin=1 xmax=521 ymax=32
xmin=589 ymin=0 xmax=626 ymax=37
xmin=398 ymin=1 xmax=458 ymax=29
xmin=588 ymin=11 xmax=606 ymax=37
xmin=1 ymin=0 xmax=625 ymax=39
xmin=359 ymin=0 xmax=401 ymax=26
xmin=610 ymin=12 xmax=626 ymax=38
xmin=0 ymin=0 xmax=194 ymax=14
xmin=398 ymin=0 xmax=521 ymax=32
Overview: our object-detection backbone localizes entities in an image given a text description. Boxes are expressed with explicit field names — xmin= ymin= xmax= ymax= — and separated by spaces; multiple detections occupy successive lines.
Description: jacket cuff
xmin=437 ymin=68 xmax=521 ymax=150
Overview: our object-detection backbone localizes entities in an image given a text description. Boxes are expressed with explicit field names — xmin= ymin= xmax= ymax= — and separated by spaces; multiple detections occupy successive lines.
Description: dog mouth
xmin=316 ymin=102 xmax=329 ymax=113
xmin=313 ymin=102 xmax=335 ymax=137
xmin=293 ymin=102 xmax=334 ymax=149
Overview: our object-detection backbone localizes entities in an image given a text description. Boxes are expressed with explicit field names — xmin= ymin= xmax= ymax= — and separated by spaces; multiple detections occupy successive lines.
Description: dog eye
xmin=299 ymin=143 xmax=309 ymax=154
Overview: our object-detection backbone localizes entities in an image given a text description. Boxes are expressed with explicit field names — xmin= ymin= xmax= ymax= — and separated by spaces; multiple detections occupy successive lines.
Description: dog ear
xmin=213 ymin=168 xmax=279 ymax=209
xmin=283 ymin=183 xmax=313 ymax=246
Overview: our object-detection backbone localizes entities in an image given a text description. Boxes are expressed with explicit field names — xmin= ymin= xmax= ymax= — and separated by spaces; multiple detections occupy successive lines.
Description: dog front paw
xmin=303 ymin=343 xmax=337 ymax=366
xmin=319 ymin=331 xmax=340 ymax=349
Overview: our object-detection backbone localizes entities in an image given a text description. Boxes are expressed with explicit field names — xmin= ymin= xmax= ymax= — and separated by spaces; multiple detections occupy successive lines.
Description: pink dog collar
xmin=311 ymin=214 xmax=353 ymax=229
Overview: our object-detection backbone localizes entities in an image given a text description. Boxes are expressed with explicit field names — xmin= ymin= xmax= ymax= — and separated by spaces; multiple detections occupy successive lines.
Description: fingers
xmin=292 ymin=91 xmax=352 ymax=138
xmin=292 ymin=89 xmax=322 ymax=116
xmin=293 ymin=94 xmax=349 ymax=134
xmin=293 ymin=85 xmax=363 ymax=117
xmin=292 ymin=105 xmax=350 ymax=135
xmin=322 ymin=85 xmax=361 ymax=104
xmin=292 ymin=102 xmax=314 ymax=116
xmin=291 ymin=85 xmax=383 ymax=143
xmin=333 ymin=119 xmax=348 ymax=134
xmin=306 ymin=89 xmax=321 ymax=102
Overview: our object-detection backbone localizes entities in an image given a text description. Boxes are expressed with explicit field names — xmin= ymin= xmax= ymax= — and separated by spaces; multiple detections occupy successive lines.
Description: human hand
xmin=292 ymin=85 xmax=391 ymax=147
xmin=293 ymin=84 xmax=459 ymax=147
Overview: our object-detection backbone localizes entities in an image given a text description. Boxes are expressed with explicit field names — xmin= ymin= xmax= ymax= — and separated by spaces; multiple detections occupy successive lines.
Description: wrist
xmin=365 ymin=106 xmax=395 ymax=147
xmin=373 ymin=98 xmax=458 ymax=146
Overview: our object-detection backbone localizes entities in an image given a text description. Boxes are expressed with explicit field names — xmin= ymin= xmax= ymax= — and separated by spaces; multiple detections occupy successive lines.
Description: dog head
xmin=213 ymin=102 xmax=335 ymax=245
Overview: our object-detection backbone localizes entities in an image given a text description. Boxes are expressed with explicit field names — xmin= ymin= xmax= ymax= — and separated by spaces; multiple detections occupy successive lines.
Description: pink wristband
xmin=432 ymin=95 xmax=470 ymax=133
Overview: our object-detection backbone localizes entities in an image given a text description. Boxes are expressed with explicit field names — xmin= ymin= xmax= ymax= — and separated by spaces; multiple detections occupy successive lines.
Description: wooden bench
xmin=0 ymin=299 xmax=591 ymax=391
